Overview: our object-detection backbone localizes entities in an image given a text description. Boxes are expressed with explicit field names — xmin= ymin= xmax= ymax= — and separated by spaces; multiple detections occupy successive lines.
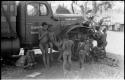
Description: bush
xmin=56 ymin=5 xmax=71 ymax=14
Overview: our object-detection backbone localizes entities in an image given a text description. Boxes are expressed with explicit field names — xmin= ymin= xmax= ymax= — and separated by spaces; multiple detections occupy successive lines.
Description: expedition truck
xmin=1 ymin=1 xmax=93 ymax=60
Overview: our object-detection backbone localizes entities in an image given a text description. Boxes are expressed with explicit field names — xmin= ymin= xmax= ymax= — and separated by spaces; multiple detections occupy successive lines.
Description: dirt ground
xmin=1 ymin=52 xmax=124 ymax=79
xmin=1 ymin=31 xmax=124 ymax=79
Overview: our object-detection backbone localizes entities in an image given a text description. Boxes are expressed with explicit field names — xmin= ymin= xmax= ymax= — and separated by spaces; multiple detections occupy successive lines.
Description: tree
xmin=97 ymin=1 xmax=113 ymax=14
xmin=71 ymin=1 xmax=113 ymax=30
xmin=85 ymin=1 xmax=113 ymax=26
xmin=95 ymin=1 xmax=113 ymax=26
xmin=56 ymin=5 xmax=71 ymax=14
xmin=71 ymin=1 xmax=75 ymax=13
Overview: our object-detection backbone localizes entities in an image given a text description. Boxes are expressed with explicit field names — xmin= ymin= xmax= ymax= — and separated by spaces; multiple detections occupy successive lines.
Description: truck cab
xmin=1 ymin=1 xmax=92 ymax=60
xmin=17 ymin=1 xmax=55 ymax=49
xmin=17 ymin=1 xmax=86 ymax=49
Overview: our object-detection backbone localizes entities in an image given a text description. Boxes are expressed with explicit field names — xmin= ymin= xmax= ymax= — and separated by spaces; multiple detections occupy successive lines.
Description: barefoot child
xmin=62 ymin=36 xmax=74 ymax=77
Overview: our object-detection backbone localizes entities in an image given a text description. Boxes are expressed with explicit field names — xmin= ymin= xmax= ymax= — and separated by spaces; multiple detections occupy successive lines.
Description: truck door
xmin=25 ymin=2 xmax=52 ymax=47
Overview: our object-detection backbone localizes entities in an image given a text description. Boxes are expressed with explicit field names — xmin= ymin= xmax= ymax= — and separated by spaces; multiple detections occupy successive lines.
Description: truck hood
xmin=54 ymin=14 xmax=83 ymax=17
xmin=53 ymin=14 xmax=84 ymax=21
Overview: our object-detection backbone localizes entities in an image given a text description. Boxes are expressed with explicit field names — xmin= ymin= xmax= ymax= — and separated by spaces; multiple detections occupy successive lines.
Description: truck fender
xmin=66 ymin=24 xmax=88 ymax=34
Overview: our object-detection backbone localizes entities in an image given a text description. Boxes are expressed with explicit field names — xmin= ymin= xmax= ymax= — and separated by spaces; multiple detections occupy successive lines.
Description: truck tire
xmin=1 ymin=38 xmax=20 ymax=57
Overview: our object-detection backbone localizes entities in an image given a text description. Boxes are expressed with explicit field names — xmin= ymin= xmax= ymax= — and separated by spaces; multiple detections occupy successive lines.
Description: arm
xmin=62 ymin=41 xmax=65 ymax=51
xmin=39 ymin=34 xmax=41 ymax=40
xmin=38 ymin=29 xmax=42 ymax=40
xmin=77 ymin=42 xmax=81 ymax=52
xmin=39 ymin=31 xmax=47 ymax=40
xmin=38 ymin=29 xmax=41 ymax=40
xmin=71 ymin=41 xmax=75 ymax=54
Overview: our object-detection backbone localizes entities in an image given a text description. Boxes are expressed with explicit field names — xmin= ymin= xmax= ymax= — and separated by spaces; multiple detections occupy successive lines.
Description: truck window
xmin=40 ymin=4 xmax=47 ymax=16
xmin=27 ymin=4 xmax=38 ymax=16
xmin=10 ymin=5 xmax=15 ymax=16
xmin=10 ymin=5 xmax=14 ymax=12
xmin=1 ymin=5 xmax=8 ymax=16
xmin=2 ymin=5 xmax=7 ymax=11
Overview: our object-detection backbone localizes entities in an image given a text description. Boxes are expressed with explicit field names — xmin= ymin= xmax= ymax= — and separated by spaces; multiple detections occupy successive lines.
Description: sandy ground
xmin=1 ymin=31 xmax=124 ymax=79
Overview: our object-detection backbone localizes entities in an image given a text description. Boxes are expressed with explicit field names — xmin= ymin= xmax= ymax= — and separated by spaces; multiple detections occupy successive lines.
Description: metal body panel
xmin=1 ymin=1 xmax=20 ymax=56
xmin=18 ymin=1 xmax=61 ymax=48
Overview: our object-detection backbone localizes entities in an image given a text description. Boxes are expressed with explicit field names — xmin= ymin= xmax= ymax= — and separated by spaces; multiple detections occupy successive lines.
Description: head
xmin=103 ymin=28 xmax=107 ymax=33
xmin=42 ymin=22 xmax=48 ymax=30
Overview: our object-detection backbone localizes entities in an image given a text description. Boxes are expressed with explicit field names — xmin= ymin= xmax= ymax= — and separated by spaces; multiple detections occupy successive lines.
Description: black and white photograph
xmin=1 ymin=1 xmax=124 ymax=80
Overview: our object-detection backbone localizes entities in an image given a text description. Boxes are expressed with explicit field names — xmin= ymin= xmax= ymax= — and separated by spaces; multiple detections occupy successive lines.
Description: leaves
xmin=56 ymin=5 xmax=71 ymax=14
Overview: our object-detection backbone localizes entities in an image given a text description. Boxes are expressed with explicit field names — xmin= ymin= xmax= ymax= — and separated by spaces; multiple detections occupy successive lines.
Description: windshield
xmin=51 ymin=4 xmax=82 ymax=14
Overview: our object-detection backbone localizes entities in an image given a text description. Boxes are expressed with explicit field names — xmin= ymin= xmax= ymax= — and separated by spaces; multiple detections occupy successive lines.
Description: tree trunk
xmin=83 ymin=2 xmax=88 ymax=21
xmin=71 ymin=1 xmax=75 ymax=14
xmin=92 ymin=1 xmax=97 ymax=16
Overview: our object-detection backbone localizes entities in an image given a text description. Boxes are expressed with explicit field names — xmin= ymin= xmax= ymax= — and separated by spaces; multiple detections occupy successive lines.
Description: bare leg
xmin=79 ymin=54 xmax=83 ymax=68
xmin=104 ymin=42 xmax=107 ymax=53
xmin=63 ymin=53 xmax=68 ymax=78
xmin=57 ymin=50 xmax=63 ymax=62
xmin=49 ymin=42 xmax=53 ymax=63
xmin=45 ymin=44 xmax=49 ymax=68
xmin=82 ymin=53 xmax=85 ymax=69
xmin=68 ymin=53 xmax=72 ymax=70
xmin=79 ymin=53 xmax=85 ymax=69
xmin=39 ymin=44 xmax=46 ymax=68
xmin=55 ymin=40 xmax=63 ymax=62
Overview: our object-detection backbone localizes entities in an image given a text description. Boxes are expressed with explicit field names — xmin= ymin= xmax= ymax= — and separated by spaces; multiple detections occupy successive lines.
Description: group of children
xmin=62 ymin=26 xmax=108 ymax=77
xmin=15 ymin=22 xmax=107 ymax=78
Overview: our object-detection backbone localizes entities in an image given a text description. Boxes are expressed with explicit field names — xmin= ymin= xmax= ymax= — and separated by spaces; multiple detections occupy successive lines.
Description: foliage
xmin=56 ymin=5 xmax=71 ymax=14
xmin=80 ymin=1 xmax=113 ymax=28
